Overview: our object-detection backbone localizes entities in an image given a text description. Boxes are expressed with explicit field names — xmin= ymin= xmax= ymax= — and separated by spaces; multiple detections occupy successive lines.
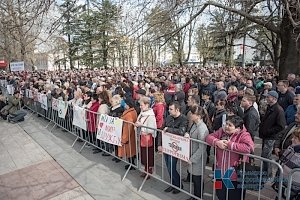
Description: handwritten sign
xmin=72 ymin=106 xmax=87 ymax=130
xmin=97 ymin=114 xmax=123 ymax=146
xmin=58 ymin=100 xmax=68 ymax=119
xmin=7 ymin=85 xmax=14 ymax=95
xmin=162 ymin=132 xmax=190 ymax=162
xmin=52 ymin=98 xmax=59 ymax=110
xmin=38 ymin=93 xmax=48 ymax=110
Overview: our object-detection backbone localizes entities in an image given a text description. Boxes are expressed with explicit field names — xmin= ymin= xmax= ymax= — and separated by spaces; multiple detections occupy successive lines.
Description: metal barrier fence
xmin=135 ymin=125 xmax=285 ymax=200
xmin=1 ymin=88 xmax=293 ymax=200
xmin=286 ymin=168 xmax=300 ymax=200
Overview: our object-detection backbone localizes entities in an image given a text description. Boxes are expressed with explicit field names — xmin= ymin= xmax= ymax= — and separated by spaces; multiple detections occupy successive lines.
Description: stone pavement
xmin=1 ymin=112 xmax=281 ymax=200
xmin=0 ymin=120 xmax=93 ymax=200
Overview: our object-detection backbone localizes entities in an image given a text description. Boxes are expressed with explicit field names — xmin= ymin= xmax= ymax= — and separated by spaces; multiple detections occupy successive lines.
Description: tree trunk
xmin=202 ymin=57 xmax=207 ymax=68
xmin=227 ymin=35 xmax=234 ymax=67
xmin=279 ymin=13 xmax=300 ymax=79
xmin=102 ymin=31 xmax=108 ymax=69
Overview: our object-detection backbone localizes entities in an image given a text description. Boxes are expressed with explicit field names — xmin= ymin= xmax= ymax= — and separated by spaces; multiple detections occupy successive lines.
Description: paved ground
xmin=0 ymin=110 xmax=282 ymax=200
xmin=0 ymin=120 xmax=93 ymax=200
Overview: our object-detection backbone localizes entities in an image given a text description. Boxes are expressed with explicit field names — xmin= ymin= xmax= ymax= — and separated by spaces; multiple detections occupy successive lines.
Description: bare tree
xmin=0 ymin=0 xmax=54 ymax=70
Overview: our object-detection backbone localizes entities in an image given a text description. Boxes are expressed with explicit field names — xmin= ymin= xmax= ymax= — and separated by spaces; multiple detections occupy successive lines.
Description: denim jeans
xmin=261 ymin=139 xmax=276 ymax=177
xmin=10 ymin=109 xmax=27 ymax=122
xmin=164 ymin=154 xmax=180 ymax=188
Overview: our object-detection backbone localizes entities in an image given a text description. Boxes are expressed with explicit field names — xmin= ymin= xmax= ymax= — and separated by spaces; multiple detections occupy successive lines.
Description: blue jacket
xmin=285 ymin=104 xmax=297 ymax=125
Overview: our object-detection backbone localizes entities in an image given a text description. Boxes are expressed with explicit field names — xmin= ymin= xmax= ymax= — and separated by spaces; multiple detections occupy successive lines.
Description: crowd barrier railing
xmin=135 ymin=125 xmax=285 ymax=200
xmin=286 ymin=168 xmax=300 ymax=200
xmin=19 ymin=93 xmax=289 ymax=200
xmin=22 ymin=93 xmax=140 ymax=181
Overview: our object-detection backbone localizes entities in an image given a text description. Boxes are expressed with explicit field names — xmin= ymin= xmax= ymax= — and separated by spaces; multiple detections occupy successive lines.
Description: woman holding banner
xmin=135 ymin=96 xmax=157 ymax=179
xmin=93 ymin=91 xmax=110 ymax=155
xmin=184 ymin=105 xmax=209 ymax=200
xmin=118 ymin=97 xmax=138 ymax=170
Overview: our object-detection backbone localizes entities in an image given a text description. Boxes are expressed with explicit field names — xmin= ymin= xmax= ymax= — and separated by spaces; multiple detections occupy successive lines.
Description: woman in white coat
xmin=135 ymin=96 xmax=157 ymax=178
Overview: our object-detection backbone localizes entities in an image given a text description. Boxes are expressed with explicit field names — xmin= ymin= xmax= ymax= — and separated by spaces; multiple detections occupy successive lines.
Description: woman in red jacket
xmin=86 ymin=93 xmax=100 ymax=145
xmin=152 ymin=92 xmax=165 ymax=151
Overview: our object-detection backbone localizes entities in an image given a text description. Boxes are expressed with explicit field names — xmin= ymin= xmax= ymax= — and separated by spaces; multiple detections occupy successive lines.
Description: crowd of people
xmin=0 ymin=65 xmax=300 ymax=200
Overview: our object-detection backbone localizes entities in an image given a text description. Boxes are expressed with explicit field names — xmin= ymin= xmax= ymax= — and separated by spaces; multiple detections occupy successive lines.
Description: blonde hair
xmin=245 ymin=88 xmax=254 ymax=95
xmin=293 ymin=128 xmax=300 ymax=139
xmin=111 ymin=94 xmax=122 ymax=106
xmin=139 ymin=96 xmax=151 ymax=106
xmin=153 ymin=92 xmax=165 ymax=104
xmin=228 ymin=85 xmax=238 ymax=94
xmin=44 ymin=84 xmax=52 ymax=91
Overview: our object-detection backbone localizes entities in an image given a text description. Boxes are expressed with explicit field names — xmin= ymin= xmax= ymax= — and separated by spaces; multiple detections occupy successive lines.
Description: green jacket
xmin=2 ymin=95 xmax=20 ymax=114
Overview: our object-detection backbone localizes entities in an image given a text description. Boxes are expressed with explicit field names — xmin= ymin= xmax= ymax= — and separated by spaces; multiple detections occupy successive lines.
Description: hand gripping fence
xmin=18 ymin=93 xmax=289 ymax=200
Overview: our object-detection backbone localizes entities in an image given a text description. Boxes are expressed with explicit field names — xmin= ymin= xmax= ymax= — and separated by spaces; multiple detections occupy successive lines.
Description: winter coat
xmin=285 ymin=104 xmax=297 ymax=125
xmin=164 ymin=90 xmax=176 ymax=106
xmin=2 ymin=95 xmax=20 ymax=115
xmin=280 ymin=145 xmax=300 ymax=191
xmin=164 ymin=114 xmax=188 ymax=136
xmin=205 ymin=127 xmax=254 ymax=181
xmin=203 ymin=100 xmax=216 ymax=120
xmin=87 ymin=101 xmax=100 ymax=133
xmin=152 ymin=102 xmax=165 ymax=129
xmin=137 ymin=109 xmax=157 ymax=138
xmin=243 ymin=106 xmax=260 ymax=139
xmin=212 ymin=109 xmax=226 ymax=131
xmin=188 ymin=120 xmax=209 ymax=176
xmin=97 ymin=104 xmax=110 ymax=115
xmin=259 ymin=103 xmax=286 ymax=140
xmin=118 ymin=108 xmax=138 ymax=158
xmin=110 ymin=105 xmax=124 ymax=118
xmin=274 ymin=123 xmax=298 ymax=152
xmin=183 ymin=83 xmax=191 ymax=94
xmin=200 ymin=83 xmax=216 ymax=96
xmin=175 ymin=91 xmax=186 ymax=114
xmin=278 ymin=90 xmax=295 ymax=111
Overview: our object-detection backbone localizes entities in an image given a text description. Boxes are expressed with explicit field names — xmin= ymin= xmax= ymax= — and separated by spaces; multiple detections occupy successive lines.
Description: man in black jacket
xmin=158 ymin=101 xmax=188 ymax=194
xmin=241 ymin=95 xmax=260 ymax=141
xmin=277 ymin=80 xmax=295 ymax=111
xmin=259 ymin=90 xmax=286 ymax=177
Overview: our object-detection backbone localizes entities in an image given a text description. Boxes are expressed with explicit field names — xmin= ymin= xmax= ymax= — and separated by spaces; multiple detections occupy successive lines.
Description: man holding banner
xmin=158 ymin=101 xmax=188 ymax=194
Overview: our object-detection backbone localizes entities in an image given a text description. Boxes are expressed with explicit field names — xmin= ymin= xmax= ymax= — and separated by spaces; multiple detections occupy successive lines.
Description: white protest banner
xmin=58 ymin=100 xmax=68 ymax=119
xmin=37 ymin=93 xmax=42 ymax=103
xmin=10 ymin=61 xmax=24 ymax=72
xmin=52 ymin=98 xmax=59 ymax=111
xmin=96 ymin=114 xmax=123 ymax=146
xmin=6 ymin=85 xmax=14 ymax=95
xmin=40 ymin=94 xmax=48 ymax=110
xmin=72 ymin=106 xmax=86 ymax=130
xmin=162 ymin=132 xmax=190 ymax=162
xmin=0 ymin=80 xmax=5 ymax=87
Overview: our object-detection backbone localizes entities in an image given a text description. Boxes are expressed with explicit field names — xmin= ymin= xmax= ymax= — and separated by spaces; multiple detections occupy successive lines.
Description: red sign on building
xmin=0 ymin=60 xmax=7 ymax=69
